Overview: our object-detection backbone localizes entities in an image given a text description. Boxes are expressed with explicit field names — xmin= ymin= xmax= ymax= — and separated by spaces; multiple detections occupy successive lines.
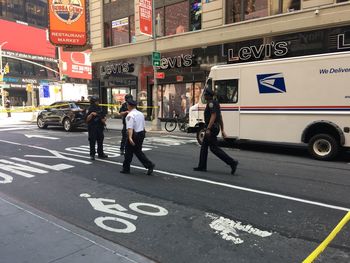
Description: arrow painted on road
xmin=25 ymin=134 xmax=60 ymax=140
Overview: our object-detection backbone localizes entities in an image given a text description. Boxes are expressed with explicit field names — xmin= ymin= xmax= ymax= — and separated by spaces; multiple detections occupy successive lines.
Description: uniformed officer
xmin=85 ymin=96 xmax=108 ymax=160
xmin=120 ymin=99 xmax=155 ymax=175
xmin=193 ymin=88 xmax=239 ymax=175
xmin=119 ymin=94 xmax=133 ymax=155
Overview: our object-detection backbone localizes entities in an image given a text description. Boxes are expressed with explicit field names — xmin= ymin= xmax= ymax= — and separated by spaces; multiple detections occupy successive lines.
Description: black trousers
xmin=120 ymin=126 xmax=127 ymax=152
xmin=198 ymin=133 xmax=236 ymax=169
xmin=123 ymin=131 xmax=153 ymax=171
xmin=88 ymin=126 xmax=104 ymax=156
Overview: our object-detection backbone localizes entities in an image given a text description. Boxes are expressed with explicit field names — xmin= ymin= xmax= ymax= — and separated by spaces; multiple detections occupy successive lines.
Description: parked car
xmin=37 ymin=101 xmax=87 ymax=131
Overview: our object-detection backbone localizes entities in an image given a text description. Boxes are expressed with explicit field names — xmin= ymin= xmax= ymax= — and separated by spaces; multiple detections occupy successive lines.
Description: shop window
xmin=214 ymin=79 xmax=239 ymax=104
xmin=165 ymin=1 xmax=189 ymax=36
xmin=226 ymin=0 xmax=278 ymax=23
xmin=190 ymin=0 xmax=202 ymax=31
xmin=104 ymin=22 xmax=112 ymax=47
xmin=6 ymin=58 xmax=22 ymax=75
xmin=22 ymin=62 xmax=34 ymax=76
xmin=155 ymin=7 xmax=165 ymax=37
xmin=130 ymin=15 xmax=135 ymax=43
xmin=112 ymin=17 xmax=129 ymax=46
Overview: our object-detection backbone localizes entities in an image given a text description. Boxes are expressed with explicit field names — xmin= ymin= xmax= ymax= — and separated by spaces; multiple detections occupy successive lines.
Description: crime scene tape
xmin=0 ymin=103 xmax=158 ymax=113
xmin=303 ymin=211 xmax=350 ymax=263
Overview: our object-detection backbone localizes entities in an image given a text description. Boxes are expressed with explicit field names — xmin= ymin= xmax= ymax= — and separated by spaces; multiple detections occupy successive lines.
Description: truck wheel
xmin=37 ymin=116 xmax=48 ymax=129
xmin=196 ymin=127 xmax=206 ymax=145
xmin=308 ymin=134 xmax=339 ymax=161
xmin=63 ymin=118 xmax=72 ymax=132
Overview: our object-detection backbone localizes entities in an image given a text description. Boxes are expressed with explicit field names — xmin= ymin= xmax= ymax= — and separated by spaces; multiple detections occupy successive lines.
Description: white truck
xmin=189 ymin=52 xmax=350 ymax=160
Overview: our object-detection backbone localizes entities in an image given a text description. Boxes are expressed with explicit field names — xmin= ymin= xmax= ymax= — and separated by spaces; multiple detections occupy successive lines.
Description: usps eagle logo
xmin=51 ymin=0 xmax=84 ymax=25
xmin=257 ymin=73 xmax=287 ymax=94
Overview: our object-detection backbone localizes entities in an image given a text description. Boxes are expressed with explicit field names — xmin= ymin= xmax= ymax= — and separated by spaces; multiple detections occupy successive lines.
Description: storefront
xmin=93 ymin=24 xmax=350 ymax=120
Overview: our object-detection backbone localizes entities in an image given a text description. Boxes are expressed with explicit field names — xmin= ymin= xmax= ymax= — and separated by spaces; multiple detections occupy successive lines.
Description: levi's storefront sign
xmin=139 ymin=0 xmax=153 ymax=36
xmin=48 ymin=0 xmax=87 ymax=46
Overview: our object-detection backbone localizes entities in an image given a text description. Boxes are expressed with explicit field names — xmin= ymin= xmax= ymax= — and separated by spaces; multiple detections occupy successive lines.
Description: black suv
xmin=37 ymin=101 xmax=88 ymax=131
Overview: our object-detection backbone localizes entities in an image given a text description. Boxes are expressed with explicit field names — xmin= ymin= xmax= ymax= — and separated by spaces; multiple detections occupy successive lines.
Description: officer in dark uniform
xmin=120 ymin=99 xmax=155 ymax=175
xmin=193 ymin=88 xmax=239 ymax=175
xmin=119 ymin=94 xmax=133 ymax=155
xmin=85 ymin=96 xmax=108 ymax=160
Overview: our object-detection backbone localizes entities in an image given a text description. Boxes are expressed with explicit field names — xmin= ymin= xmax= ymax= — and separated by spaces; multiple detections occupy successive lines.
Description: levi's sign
xmin=228 ymin=41 xmax=288 ymax=63
xmin=159 ymin=54 xmax=194 ymax=70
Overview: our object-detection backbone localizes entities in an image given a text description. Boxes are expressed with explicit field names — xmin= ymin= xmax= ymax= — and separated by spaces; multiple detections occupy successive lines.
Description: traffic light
xmin=3 ymin=63 xmax=9 ymax=74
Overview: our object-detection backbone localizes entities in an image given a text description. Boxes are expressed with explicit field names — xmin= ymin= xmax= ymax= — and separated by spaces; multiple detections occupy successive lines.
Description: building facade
xmin=90 ymin=0 xmax=350 ymax=119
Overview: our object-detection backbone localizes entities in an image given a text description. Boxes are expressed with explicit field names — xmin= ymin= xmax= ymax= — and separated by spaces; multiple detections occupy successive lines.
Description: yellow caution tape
xmin=303 ymin=211 xmax=350 ymax=263
xmin=1 ymin=103 xmax=158 ymax=113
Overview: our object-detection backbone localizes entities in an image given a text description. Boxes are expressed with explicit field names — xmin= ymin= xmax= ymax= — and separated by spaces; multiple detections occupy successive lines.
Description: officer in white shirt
xmin=120 ymin=99 xmax=155 ymax=175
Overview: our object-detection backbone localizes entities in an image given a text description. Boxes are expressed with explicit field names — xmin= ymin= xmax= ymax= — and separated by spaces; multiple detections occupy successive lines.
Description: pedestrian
xmin=85 ymin=96 xmax=108 ymax=160
xmin=193 ymin=88 xmax=239 ymax=175
xmin=119 ymin=94 xmax=133 ymax=155
xmin=120 ymin=99 xmax=155 ymax=175
xmin=5 ymin=97 xmax=11 ymax=117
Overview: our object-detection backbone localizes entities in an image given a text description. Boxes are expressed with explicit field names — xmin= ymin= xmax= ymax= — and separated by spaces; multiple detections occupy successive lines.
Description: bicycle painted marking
xmin=81 ymin=193 xmax=169 ymax=234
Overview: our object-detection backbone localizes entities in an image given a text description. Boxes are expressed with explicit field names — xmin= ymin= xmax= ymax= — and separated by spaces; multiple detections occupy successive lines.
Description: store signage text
xmin=160 ymin=54 xmax=194 ymax=70
xmin=337 ymin=34 xmax=350 ymax=50
xmin=100 ymin=63 xmax=135 ymax=77
xmin=228 ymin=41 xmax=288 ymax=62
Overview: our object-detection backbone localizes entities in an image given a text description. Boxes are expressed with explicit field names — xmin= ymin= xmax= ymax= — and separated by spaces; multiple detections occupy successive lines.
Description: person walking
xmin=119 ymin=94 xmax=133 ymax=155
xmin=5 ymin=97 xmax=11 ymax=117
xmin=193 ymin=88 xmax=239 ymax=175
xmin=120 ymin=99 xmax=155 ymax=175
xmin=85 ymin=96 xmax=108 ymax=160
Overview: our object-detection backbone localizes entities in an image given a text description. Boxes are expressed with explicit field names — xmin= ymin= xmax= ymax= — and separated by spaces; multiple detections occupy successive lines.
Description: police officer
xmin=85 ymin=96 xmax=108 ymax=160
xmin=193 ymin=88 xmax=239 ymax=175
xmin=119 ymin=94 xmax=133 ymax=155
xmin=120 ymin=99 xmax=155 ymax=175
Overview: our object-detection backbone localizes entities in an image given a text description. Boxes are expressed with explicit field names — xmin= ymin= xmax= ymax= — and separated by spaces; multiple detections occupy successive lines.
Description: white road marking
xmin=0 ymin=139 xmax=349 ymax=212
xmin=0 ymin=127 xmax=31 ymax=131
xmin=25 ymin=134 xmax=59 ymax=140
xmin=206 ymin=213 xmax=272 ymax=245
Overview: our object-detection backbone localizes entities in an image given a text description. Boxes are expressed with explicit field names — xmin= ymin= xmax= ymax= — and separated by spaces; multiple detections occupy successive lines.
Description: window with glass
xmin=104 ymin=16 xmax=135 ymax=47
xmin=190 ymin=0 xmax=202 ymax=31
xmin=214 ymin=79 xmax=239 ymax=104
xmin=165 ymin=1 xmax=189 ymax=36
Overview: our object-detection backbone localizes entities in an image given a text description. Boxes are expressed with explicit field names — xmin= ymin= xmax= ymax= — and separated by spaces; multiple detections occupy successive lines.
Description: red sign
xmin=156 ymin=72 xmax=165 ymax=79
xmin=0 ymin=19 xmax=55 ymax=59
xmin=59 ymin=47 xmax=91 ymax=79
xmin=139 ymin=0 xmax=153 ymax=36
xmin=48 ymin=0 xmax=87 ymax=46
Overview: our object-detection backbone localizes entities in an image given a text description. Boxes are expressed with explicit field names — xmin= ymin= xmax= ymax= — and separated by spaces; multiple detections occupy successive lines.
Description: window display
xmin=190 ymin=0 xmax=202 ymax=31
xmin=112 ymin=17 xmax=130 ymax=46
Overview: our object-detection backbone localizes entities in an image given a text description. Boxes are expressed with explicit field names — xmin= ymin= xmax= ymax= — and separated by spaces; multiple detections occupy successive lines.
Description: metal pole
xmin=151 ymin=0 xmax=161 ymax=131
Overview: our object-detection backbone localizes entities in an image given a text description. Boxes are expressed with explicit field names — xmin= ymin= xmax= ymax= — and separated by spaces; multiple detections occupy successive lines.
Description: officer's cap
xmin=125 ymin=94 xmax=133 ymax=101
xmin=203 ymin=88 xmax=214 ymax=97
xmin=127 ymin=99 xmax=137 ymax=106
xmin=89 ymin=96 xmax=99 ymax=103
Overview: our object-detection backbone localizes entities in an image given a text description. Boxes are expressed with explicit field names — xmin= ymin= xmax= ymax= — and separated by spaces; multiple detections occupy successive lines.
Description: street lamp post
xmin=0 ymin=41 xmax=8 ymax=107
xmin=151 ymin=0 xmax=161 ymax=131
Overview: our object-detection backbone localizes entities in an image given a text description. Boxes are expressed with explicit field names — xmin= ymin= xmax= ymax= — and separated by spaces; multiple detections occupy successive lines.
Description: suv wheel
xmin=37 ymin=116 xmax=48 ymax=129
xmin=63 ymin=118 xmax=72 ymax=132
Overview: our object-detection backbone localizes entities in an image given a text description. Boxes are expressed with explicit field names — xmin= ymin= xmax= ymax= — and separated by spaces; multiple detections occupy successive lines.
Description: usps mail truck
xmin=189 ymin=52 xmax=350 ymax=160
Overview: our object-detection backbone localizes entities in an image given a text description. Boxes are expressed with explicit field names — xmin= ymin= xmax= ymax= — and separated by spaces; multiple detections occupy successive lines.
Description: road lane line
xmin=1 ymin=139 xmax=349 ymax=212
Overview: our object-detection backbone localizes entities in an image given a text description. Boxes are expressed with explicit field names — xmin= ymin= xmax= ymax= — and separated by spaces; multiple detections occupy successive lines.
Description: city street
xmin=0 ymin=122 xmax=349 ymax=263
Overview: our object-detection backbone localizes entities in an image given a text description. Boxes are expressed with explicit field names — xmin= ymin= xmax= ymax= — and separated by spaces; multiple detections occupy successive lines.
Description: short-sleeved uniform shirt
xmin=119 ymin=102 xmax=128 ymax=126
xmin=204 ymin=100 xmax=221 ymax=125
xmin=126 ymin=109 xmax=145 ymax=132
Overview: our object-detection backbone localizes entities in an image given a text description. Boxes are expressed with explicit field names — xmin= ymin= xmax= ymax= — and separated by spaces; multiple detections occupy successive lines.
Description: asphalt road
xmin=0 ymin=123 xmax=349 ymax=263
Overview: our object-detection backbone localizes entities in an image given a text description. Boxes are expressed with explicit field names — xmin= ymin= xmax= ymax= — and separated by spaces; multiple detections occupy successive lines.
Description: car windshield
xmin=69 ymin=102 xmax=80 ymax=109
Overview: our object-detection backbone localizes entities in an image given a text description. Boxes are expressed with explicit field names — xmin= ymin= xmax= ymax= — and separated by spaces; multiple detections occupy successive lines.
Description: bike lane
xmin=0 ymin=138 xmax=349 ymax=263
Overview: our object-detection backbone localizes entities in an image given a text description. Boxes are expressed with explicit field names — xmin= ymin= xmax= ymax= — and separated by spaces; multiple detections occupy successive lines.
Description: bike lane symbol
xmin=80 ymin=193 xmax=168 ymax=233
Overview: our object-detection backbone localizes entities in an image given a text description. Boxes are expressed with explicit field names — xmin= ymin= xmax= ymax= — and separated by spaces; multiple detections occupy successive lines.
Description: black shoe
xmin=120 ymin=170 xmax=130 ymax=174
xmin=146 ymin=163 xmax=155 ymax=176
xmin=230 ymin=161 xmax=239 ymax=175
xmin=193 ymin=167 xmax=207 ymax=172
xmin=90 ymin=155 xmax=95 ymax=160
xmin=98 ymin=154 xmax=108 ymax=159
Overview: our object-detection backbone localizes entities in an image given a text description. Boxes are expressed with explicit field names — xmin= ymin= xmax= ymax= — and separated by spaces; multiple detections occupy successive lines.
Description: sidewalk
xmin=0 ymin=111 xmax=195 ymax=137
xmin=0 ymin=194 xmax=154 ymax=263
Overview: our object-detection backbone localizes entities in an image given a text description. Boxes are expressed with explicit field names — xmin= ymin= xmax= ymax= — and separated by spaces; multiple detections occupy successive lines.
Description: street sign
xmin=152 ymin=51 xmax=161 ymax=67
